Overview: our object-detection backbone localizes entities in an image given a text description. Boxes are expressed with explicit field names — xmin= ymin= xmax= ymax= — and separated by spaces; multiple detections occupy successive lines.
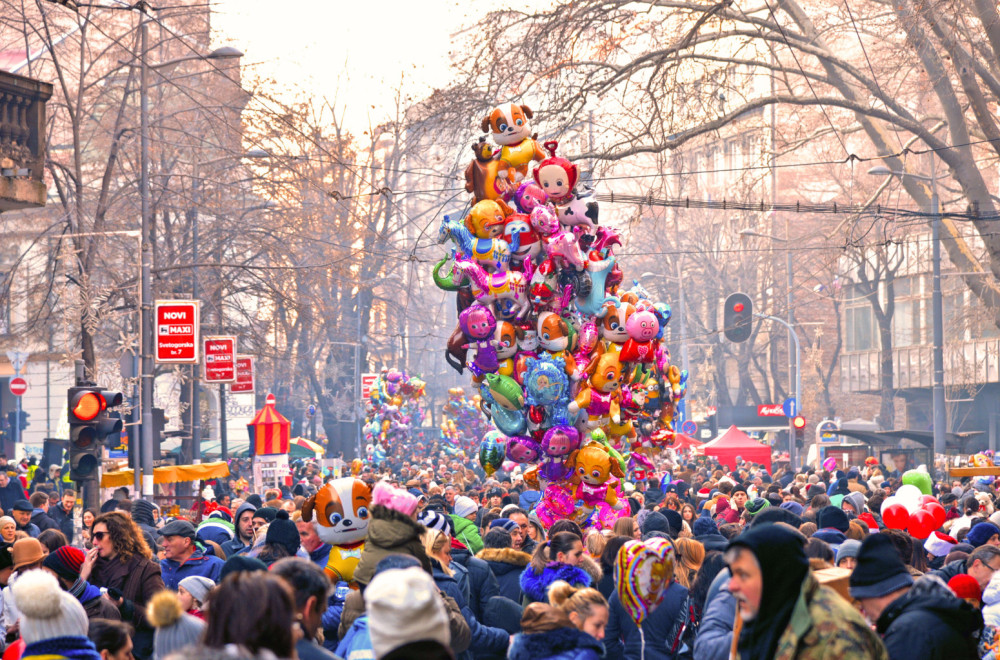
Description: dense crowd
xmin=0 ymin=451 xmax=994 ymax=659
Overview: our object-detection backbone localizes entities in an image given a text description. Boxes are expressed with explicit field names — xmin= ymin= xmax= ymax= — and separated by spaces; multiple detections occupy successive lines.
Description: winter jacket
xmin=876 ymin=576 xmax=983 ymax=660
xmin=336 ymin=614 xmax=374 ymax=660
xmin=30 ymin=508 xmax=58 ymax=533
xmin=693 ymin=584 xmax=737 ymax=660
xmin=450 ymin=515 xmax=484 ymax=555
xmin=430 ymin=559 xmax=508 ymax=660
xmin=451 ymin=543 xmax=500 ymax=622
xmin=596 ymin=570 xmax=614 ymax=601
xmin=519 ymin=490 xmax=541 ymax=512
xmin=477 ymin=547 xmax=531 ymax=604
xmin=48 ymin=502 xmax=76 ymax=543
xmin=694 ymin=532 xmax=728 ymax=553
xmin=352 ymin=504 xmax=432 ymax=588
xmin=519 ymin=562 xmax=592 ymax=604
xmin=508 ymin=626 xmax=603 ymax=660
xmin=16 ymin=520 xmax=40 ymax=538
xmin=0 ymin=479 xmax=26 ymax=515
xmin=296 ymin=637 xmax=340 ymax=660
xmin=220 ymin=536 xmax=251 ymax=558
xmin=89 ymin=553 xmax=165 ymax=660
xmin=929 ymin=558 xmax=969 ymax=583
xmin=714 ymin=499 xmax=739 ymax=524
xmin=159 ymin=548 xmax=223 ymax=590
xmin=604 ymin=580 xmax=687 ymax=660
xmin=72 ymin=580 xmax=122 ymax=621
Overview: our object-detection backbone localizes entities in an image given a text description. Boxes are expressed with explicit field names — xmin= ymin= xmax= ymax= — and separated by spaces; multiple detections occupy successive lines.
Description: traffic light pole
xmin=755 ymin=313 xmax=801 ymax=468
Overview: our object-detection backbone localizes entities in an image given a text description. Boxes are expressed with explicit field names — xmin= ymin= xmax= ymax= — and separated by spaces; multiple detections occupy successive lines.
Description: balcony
xmin=840 ymin=339 xmax=1000 ymax=394
xmin=0 ymin=70 xmax=52 ymax=212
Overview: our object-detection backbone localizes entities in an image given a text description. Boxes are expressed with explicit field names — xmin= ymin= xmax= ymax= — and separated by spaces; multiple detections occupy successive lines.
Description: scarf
xmin=67 ymin=579 xmax=103 ymax=605
xmin=23 ymin=636 xmax=101 ymax=660
xmin=728 ymin=524 xmax=809 ymax=660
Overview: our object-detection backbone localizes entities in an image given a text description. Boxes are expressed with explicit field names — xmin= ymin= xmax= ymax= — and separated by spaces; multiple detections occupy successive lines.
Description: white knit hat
xmin=453 ymin=496 xmax=478 ymax=518
xmin=366 ymin=567 xmax=450 ymax=659
xmin=12 ymin=570 xmax=88 ymax=644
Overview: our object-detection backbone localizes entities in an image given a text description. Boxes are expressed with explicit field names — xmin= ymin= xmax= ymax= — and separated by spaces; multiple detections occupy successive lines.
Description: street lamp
xmin=868 ymin=164 xmax=947 ymax=456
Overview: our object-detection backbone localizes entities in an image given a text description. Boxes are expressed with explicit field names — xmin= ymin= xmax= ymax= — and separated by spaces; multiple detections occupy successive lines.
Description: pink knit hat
xmin=372 ymin=481 xmax=420 ymax=517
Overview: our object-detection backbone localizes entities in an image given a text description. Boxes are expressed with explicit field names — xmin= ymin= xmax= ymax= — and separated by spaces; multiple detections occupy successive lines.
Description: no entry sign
xmin=231 ymin=356 xmax=255 ymax=393
xmin=203 ymin=336 xmax=237 ymax=383
xmin=155 ymin=300 xmax=200 ymax=363
xmin=9 ymin=377 xmax=27 ymax=396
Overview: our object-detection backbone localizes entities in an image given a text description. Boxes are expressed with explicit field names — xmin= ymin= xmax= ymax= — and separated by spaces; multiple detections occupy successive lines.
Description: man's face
xmin=238 ymin=511 xmax=254 ymax=539
xmin=161 ymin=534 xmax=192 ymax=561
xmin=509 ymin=513 xmax=530 ymax=547
xmin=0 ymin=473 xmax=10 ymax=488
xmin=893 ymin=455 xmax=907 ymax=472
xmin=968 ymin=556 xmax=1000 ymax=589
xmin=733 ymin=492 xmax=748 ymax=508
xmin=728 ymin=548 xmax=763 ymax=621
xmin=12 ymin=510 xmax=30 ymax=526
xmin=61 ymin=494 xmax=74 ymax=511
xmin=297 ymin=520 xmax=323 ymax=552
xmin=251 ymin=516 xmax=266 ymax=533
xmin=445 ymin=489 xmax=457 ymax=506
xmin=489 ymin=496 xmax=502 ymax=508
xmin=508 ymin=526 xmax=524 ymax=550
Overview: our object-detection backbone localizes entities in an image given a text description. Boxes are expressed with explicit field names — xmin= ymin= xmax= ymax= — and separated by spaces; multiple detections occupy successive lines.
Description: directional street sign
xmin=203 ymin=336 xmax=237 ymax=383
xmin=9 ymin=377 xmax=27 ymax=397
xmin=782 ymin=397 xmax=798 ymax=418
xmin=5 ymin=351 xmax=28 ymax=374
xmin=155 ymin=300 xmax=200 ymax=363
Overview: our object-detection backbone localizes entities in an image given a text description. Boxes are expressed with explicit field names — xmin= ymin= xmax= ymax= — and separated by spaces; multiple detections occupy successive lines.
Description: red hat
xmin=924 ymin=531 xmax=958 ymax=558
xmin=948 ymin=574 xmax=982 ymax=602
xmin=858 ymin=512 xmax=880 ymax=533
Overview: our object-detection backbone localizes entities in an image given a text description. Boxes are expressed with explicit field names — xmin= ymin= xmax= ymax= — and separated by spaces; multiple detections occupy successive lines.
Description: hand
xmin=80 ymin=547 xmax=98 ymax=583
xmin=103 ymin=593 xmax=123 ymax=607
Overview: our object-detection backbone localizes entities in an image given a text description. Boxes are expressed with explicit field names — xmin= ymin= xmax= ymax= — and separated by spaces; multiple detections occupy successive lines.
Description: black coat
xmin=876 ymin=578 xmax=983 ymax=660
xmin=451 ymin=545 xmax=500 ymax=622
xmin=477 ymin=547 xmax=532 ymax=604
xmin=694 ymin=533 xmax=729 ymax=553
xmin=31 ymin=509 xmax=58 ymax=533
xmin=48 ymin=502 xmax=75 ymax=543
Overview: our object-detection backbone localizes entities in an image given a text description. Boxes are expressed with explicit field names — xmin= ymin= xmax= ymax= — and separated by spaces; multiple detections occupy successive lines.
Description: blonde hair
xmin=423 ymin=528 xmax=453 ymax=576
xmin=585 ymin=529 xmax=607 ymax=558
xmin=547 ymin=580 xmax=607 ymax=625
xmin=613 ymin=516 xmax=637 ymax=538
xmin=674 ymin=537 xmax=705 ymax=589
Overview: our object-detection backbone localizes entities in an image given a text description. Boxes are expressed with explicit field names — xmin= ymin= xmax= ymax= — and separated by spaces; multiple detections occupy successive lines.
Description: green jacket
xmin=450 ymin=514 xmax=484 ymax=554
xmin=773 ymin=573 xmax=888 ymax=660
xmin=352 ymin=505 xmax=432 ymax=587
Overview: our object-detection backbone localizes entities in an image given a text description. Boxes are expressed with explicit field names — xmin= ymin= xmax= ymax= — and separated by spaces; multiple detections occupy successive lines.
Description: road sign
xmin=782 ymin=397 xmax=798 ymax=417
xmin=8 ymin=377 xmax=26 ymax=396
xmin=5 ymin=351 xmax=28 ymax=374
xmin=361 ymin=373 xmax=378 ymax=400
xmin=680 ymin=419 xmax=697 ymax=436
xmin=818 ymin=419 xmax=840 ymax=443
xmin=203 ymin=336 xmax=237 ymax=383
xmin=155 ymin=300 xmax=200 ymax=363
xmin=231 ymin=356 xmax=255 ymax=393
xmin=307 ymin=404 xmax=316 ymax=418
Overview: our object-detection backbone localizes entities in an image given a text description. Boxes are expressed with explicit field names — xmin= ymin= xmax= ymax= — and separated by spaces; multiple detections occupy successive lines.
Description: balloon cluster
xmin=435 ymin=103 xmax=689 ymax=530
xmin=880 ymin=469 xmax=943 ymax=539
xmin=363 ymin=369 xmax=427 ymax=459
xmin=440 ymin=387 xmax=491 ymax=457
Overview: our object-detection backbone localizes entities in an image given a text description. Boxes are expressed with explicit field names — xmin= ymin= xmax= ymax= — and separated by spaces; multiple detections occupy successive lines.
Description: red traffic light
xmin=71 ymin=392 xmax=103 ymax=421
xmin=792 ymin=415 xmax=806 ymax=429
xmin=733 ymin=302 xmax=744 ymax=312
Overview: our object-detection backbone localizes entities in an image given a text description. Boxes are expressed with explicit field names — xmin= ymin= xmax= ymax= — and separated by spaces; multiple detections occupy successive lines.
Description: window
xmin=845 ymin=284 xmax=875 ymax=352
xmin=892 ymin=276 xmax=920 ymax=347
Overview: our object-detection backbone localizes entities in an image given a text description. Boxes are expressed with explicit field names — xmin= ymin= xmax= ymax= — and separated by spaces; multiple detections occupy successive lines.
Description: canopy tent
xmin=702 ymin=425 xmax=772 ymax=472
xmin=100 ymin=461 xmax=230 ymax=489
xmin=248 ymin=394 xmax=290 ymax=455
xmin=669 ymin=433 xmax=704 ymax=452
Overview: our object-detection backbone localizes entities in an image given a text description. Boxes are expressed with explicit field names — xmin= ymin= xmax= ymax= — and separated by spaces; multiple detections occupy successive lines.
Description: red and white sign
xmin=361 ymin=373 xmax=378 ymax=400
xmin=203 ymin=336 xmax=237 ymax=383
xmin=231 ymin=356 xmax=255 ymax=393
xmin=155 ymin=300 xmax=200 ymax=363
xmin=9 ymin=377 xmax=27 ymax=397
xmin=757 ymin=404 xmax=785 ymax=417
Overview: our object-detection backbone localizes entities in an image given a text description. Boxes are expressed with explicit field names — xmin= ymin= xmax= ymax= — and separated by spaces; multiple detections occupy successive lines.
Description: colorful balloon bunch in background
xmin=879 ymin=468 xmax=944 ymax=539
xmin=440 ymin=387 xmax=491 ymax=458
xmin=436 ymin=102 xmax=689 ymax=530
xmin=362 ymin=369 xmax=427 ymax=459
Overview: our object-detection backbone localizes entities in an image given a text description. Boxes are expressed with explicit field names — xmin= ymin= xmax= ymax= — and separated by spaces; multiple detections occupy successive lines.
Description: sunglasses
xmin=93 ymin=531 xmax=107 ymax=541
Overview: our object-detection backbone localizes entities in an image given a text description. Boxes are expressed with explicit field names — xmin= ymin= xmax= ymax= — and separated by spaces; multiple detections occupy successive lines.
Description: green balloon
xmin=829 ymin=494 xmax=844 ymax=509
xmin=902 ymin=469 xmax=932 ymax=495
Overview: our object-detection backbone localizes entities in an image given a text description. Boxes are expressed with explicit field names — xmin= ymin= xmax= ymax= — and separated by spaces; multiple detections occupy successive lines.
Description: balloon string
xmin=640 ymin=625 xmax=646 ymax=660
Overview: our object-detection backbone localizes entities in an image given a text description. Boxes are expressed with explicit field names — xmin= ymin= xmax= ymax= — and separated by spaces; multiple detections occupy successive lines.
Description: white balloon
xmin=895 ymin=484 xmax=922 ymax=512
xmin=881 ymin=496 xmax=901 ymax=516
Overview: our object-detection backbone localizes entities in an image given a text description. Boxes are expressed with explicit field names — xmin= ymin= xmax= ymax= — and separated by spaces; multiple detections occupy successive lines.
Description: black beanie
xmin=848 ymin=534 xmax=914 ymax=599
xmin=663 ymin=509 xmax=683 ymax=536
xmin=219 ymin=554 xmax=267 ymax=581
xmin=641 ymin=511 xmax=671 ymax=537
xmin=245 ymin=494 xmax=263 ymax=508
xmin=265 ymin=509 xmax=300 ymax=556
xmin=253 ymin=506 xmax=278 ymax=523
xmin=817 ymin=506 xmax=850 ymax=533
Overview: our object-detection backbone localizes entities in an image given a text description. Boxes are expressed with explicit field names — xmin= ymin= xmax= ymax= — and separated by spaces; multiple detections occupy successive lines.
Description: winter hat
xmin=490 ymin=518 xmax=518 ymax=534
xmin=366 ymin=567 xmax=450 ymax=658
xmin=148 ymin=590 xmax=206 ymax=660
xmin=663 ymin=510 xmax=683 ymax=536
xmin=252 ymin=507 xmax=278 ymax=523
xmin=372 ymin=481 xmax=420 ymax=518
xmin=178 ymin=576 xmax=215 ymax=605
xmin=132 ymin=499 xmax=158 ymax=527
xmin=640 ymin=511 xmax=671 ymax=537
xmin=42 ymin=545 xmax=85 ymax=582
xmin=693 ymin=517 xmax=717 ymax=537
xmin=12 ymin=570 xmax=88 ymax=644
xmin=453 ymin=496 xmax=478 ymax=519
xmin=967 ymin=522 xmax=1000 ymax=548
xmin=779 ymin=501 xmax=804 ymax=516
xmin=924 ymin=531 xmax=958 ymax=558
xmin=745 ymin=498 xmax=771 ymax=518
xmin=12 ymin=538 xmax=46 ymax=571
xmin=842 ymin=492 xmax=866 ymax=515
xmin=264 ymin=510 xmax=300 ymax=556
xmin=817 ymin=506 xmax=850 ymax=533
xmin=836 ymin=539 xmax=862 ymax=566
xmin=218 ymin=555 xmax=267 ymax=581
xmin=417 ymin=510 xmax=452 ymax=536
xmin=0 ymin=542 xmax=13 ymax=571
xmin=945 ymin=550 xmax=970 ymax=566
xmin=849 ymin=534 xmax=914 ymax=599
xmin=245 ymin=494 xmax=263 ymax=508
xmin=949 ymin=574 xmax=983 ymax=602
xmin=806 ymin=484 xmax=826 ymax=499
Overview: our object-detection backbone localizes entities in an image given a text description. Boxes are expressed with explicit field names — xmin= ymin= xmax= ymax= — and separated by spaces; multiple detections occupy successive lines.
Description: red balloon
xmin=883 ymin=503 xmax=910 ymax=530
xmin=919 ymin=494 xmax=939 ymax=506
xmin=923 ymin=501 xmax=947 ymax=528
xmin=908 ymin=509 xmax=936 ymax=539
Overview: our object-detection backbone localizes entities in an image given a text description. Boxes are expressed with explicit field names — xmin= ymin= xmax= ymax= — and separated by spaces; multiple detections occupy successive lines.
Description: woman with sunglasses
xmin=80 ymin=512 xmax=165 ymax=660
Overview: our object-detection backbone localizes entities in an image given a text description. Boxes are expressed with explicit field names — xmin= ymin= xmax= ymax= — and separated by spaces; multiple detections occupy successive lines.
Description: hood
xmin=366 ymin=506 xmax=423 ymax=549
xmin=812 ymin=528 xmax=846 ymax=545
xmin=879 ymin=575 xmax=983 ymax=636
xmin=450 ymin=543 xmax=472 ymax=566
xmin=509 ymin=625 xmax=602 ymax=660
xmin=132 ymin=499 xmax=158 ymax=527
xmin=233 ymin=501 xmax=257 ymax=533
xmin=477 ymin=547 xmax=532 ymax=571
xmin=843 ymin=492 xmax=866 ymax=516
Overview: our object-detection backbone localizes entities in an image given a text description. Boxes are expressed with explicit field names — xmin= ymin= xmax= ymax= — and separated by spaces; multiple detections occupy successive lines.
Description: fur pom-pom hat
xmin=373 ymin=481 xmax=420 ymax=517
xmin=148 ymin=590 xmax=205 ymax=660
xmin=12 ymin=570 xmax=89 ymax=644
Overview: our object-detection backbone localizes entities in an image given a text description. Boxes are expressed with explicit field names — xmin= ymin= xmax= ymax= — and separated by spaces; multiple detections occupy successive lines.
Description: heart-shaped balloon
xmin=615 ymin=538 xmax=675 ymax=625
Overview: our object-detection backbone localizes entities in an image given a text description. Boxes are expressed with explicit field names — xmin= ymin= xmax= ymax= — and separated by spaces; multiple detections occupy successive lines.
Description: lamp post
xmin=868 ymin=165 xmax=946 ymax=456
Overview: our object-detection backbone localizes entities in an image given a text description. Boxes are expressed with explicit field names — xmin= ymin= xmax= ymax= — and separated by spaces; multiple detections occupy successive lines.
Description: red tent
xmin=670 ymin=433 xmax=704 ymax=452
xmin=703 ymin=425 xmax=772 ymax=471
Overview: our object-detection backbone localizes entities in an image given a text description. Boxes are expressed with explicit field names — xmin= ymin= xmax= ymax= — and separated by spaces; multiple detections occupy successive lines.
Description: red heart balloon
xmin=882 ymin=503 xmax=910 ymax=530
xmin=922 ymin=501 xmax=946 ymax=528
xmin=528 ymin=406 xmax=545 ymax=424
xmin=908 ymin=509 xmax=936 ymax=539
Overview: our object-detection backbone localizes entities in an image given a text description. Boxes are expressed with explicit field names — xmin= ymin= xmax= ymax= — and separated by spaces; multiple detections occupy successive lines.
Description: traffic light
xmin=68 ymin=387 xmax=123 ymax=480
xmin=792 ymin=415 xmax=806 ymax=447
xmin=723 ymin=293 xmax=753 ymax=342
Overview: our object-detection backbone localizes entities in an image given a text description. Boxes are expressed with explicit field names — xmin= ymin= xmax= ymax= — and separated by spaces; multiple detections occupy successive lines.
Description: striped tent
xmin=248 ymin=393 xmax=290 ymax=455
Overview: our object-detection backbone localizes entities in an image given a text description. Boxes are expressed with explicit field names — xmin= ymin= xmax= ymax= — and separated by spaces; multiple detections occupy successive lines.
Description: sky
xmin=211 ymin=0 xmax=482 ymax=132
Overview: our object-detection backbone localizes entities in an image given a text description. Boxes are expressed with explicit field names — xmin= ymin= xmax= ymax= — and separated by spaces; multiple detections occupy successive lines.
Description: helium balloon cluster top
xmin=440 ymin=387 xmax=491 ymax=458
xmin=435 ymin=102 xmax=689 ymax=530
xmin=363 ymin=369 xmax=426 ymax=458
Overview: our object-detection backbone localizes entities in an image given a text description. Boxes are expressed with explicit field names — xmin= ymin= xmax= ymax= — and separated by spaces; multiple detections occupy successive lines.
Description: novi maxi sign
xmin=155 ymin=300 xmax=200 ymax=363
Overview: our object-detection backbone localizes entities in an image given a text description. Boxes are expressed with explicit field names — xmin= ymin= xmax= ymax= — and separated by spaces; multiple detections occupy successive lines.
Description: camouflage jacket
xmin=773 ymin=573 xmax=888 ymax=660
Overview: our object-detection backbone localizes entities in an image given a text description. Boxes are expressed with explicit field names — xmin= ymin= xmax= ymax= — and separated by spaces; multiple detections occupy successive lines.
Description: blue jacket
xmin=309 ymin=543 xmax=332 ymax=569
xmin=604 ymin=580 xmax=688 ymax=660
xmin=335 ymin=614 xmax=373 ymax=660
xmin=159 ymin=548 xmax=223 ymax=590
xmin=520 ymin=562 xmax=591 ymax=604
xmin=0 ymin=479 xmax=26 ymax=514
xmin=451 ymin=545 xmax=500 ymax=622
xmin=693 ymin=583 xmax=737 ymax=660
xmin=431 ymin=559 xmax=508 ymax=660
xmin=508 ymin=626 xmax=603 ymax=660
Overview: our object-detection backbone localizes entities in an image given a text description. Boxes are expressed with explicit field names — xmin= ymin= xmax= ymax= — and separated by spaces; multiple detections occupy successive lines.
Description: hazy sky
xmin=211 ymin=0 xmax=481 ymax=132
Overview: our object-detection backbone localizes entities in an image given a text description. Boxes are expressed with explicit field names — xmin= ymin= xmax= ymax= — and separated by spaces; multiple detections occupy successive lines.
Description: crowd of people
xmin=0 ymin=451 xmax=994 ymax=659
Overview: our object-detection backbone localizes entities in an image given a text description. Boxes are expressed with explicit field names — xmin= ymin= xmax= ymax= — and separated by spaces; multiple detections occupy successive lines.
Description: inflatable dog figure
xmin=301 ymin=477 xmax=372 ymax=584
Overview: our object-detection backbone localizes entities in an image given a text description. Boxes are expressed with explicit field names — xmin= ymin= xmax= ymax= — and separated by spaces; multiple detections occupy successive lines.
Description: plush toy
xmin=481 ymin=103 xmax=546 ymax=182
xmin=301 ymin=478 xmax=373 ymax=584
xmin=567 ymin=443 xmax=625 ymax=508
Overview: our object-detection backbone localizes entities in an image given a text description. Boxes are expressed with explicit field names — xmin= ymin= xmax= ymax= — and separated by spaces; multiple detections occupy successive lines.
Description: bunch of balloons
xmin=435 ymin=103 xmax=689 ymax=530
xmin=362 ymin=369 xmax=427 ymax=457
xmin=441 ymin=387 xmax=491 ymax=457
xmin=880 ymin=468 xmax=944 ymax=539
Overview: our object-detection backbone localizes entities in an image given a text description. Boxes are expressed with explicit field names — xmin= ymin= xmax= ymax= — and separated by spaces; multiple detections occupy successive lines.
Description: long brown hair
xmin=674 ymin=537 xmax=705 ymax=589
xmin=529 ymin=531 xmax=581 ymax=573
xmin=203 ymin=572 xmax=295 ymax=657
xmin=92 ymin=512 xmax=152 ymax=561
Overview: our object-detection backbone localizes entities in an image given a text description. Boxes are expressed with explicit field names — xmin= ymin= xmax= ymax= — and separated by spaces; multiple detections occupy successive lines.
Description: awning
xmin=291 ymin=437 xmax=325 ymax=456
xmin=100 ymin=461 xmax=231 ymax=488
